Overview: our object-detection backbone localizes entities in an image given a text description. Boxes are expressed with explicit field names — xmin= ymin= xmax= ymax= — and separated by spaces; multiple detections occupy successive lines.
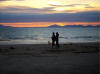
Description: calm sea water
xmin=0 ymin=27 xmax=100 ymax=44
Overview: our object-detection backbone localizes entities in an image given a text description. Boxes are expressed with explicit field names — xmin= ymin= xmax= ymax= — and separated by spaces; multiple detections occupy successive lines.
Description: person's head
xmin=56 ymin=32 xmax=59 ymax=34
xmin=52 ymin=32 xmax=55 ymax=35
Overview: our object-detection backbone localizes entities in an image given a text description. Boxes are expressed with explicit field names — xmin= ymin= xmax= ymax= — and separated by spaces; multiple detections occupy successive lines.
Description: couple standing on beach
xmin=51 ymin=32 xmax=59 ymax=48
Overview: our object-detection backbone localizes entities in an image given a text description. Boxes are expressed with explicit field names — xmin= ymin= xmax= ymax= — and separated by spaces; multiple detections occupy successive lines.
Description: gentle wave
xmin=0 ymin=37 xmax=10 ymax=41
xmin=71 ymin=36 xmax=100 ymax=39
xmin=0 ymin=36 xmax=100 ymax=41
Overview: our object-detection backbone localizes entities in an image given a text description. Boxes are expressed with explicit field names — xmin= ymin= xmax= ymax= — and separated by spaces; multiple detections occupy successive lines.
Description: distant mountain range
xmin=0 ymin=25 xmax=13 ymax=28
xmin=48 ymin=24 xmax=61 ymax=27
xmin=48 ymin=24 xmax=100 ymax=27
xmin=0 ymin=24 xmax=100 ymax=28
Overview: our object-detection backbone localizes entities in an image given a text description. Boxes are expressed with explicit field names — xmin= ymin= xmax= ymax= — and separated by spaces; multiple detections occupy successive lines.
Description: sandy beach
xmin=0 ymin=42 xmax=99 ymax=74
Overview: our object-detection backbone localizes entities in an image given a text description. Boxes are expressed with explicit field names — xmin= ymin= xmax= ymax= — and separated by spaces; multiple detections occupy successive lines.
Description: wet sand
xmin=0 ymin=42 xmax=99 ymax=74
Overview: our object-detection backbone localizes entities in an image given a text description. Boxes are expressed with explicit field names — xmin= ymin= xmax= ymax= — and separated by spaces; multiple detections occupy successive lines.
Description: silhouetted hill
xmin=0 ymin=24 xmax=13 ymax=28
xmin=0 ymin=24 xmax=100 ymax=28
xmin=95 ymin=25 xmax=100 ymax=27
xmin=84 ymin=25 xmax=100 ymax=27
xmin=48 ymin=24 xmax=61 ymax=27
xmin=48 ymin=24 xmax=100 ymax=28
xmin=63 ymin=25 xmax=83 ymax=27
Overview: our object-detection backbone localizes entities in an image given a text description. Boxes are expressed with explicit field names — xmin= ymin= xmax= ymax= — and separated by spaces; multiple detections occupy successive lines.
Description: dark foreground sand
xmin=0 ymin=42 xmax=99 ymax=74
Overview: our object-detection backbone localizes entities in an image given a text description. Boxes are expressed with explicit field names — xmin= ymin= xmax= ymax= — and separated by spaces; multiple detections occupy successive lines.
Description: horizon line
xmin=0 ymin=24 xmax=100 ymax=28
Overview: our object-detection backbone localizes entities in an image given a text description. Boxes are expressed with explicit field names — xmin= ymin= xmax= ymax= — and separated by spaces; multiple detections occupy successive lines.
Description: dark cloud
xmin=0 ymin=0 xmax=24 ymax=1
xmin=0 ymin=6 xmax=55 ymax=13
xmin=0 ymin=4 xmax=95 ymax=14
xmin=66 ymin=4 xmax=89 ymax=6
xmin=85 ymin=6 xmax=94 ymax=8
xmin=50 ymin=4 xmax=95 ymax=8
xmin=64 ymin=4 xmax=87 ymax=7
xmin=0 ymin=11 xmax=99 ymax=23
xmin=49 ymin=4 xmax=65 ymax=7
xmin=0 ymin=0 xmax=9 ymax=1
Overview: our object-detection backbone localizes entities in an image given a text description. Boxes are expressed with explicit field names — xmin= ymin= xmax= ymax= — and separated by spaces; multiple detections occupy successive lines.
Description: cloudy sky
xmin=0 ymin=0 xmax=100 ymax=27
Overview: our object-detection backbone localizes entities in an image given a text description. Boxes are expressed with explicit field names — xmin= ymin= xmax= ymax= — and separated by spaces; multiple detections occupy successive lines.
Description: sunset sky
xmin=0 ymin=0 xmax=100 ymax=27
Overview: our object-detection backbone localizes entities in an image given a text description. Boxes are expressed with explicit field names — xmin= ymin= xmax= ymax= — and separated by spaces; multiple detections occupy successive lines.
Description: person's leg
xmin=56 ymin=40 xmax=59 ymax=48
xmin=57 ymin=43 xmax=59 ymax=48
xmin=52 ymin=40 xmax=55 ymax=48
xmin=56 ymin=40 xmax=58 ymax=48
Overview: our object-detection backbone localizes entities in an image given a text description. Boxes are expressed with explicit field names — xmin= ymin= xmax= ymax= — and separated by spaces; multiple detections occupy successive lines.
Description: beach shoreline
xmin=0 ymin=39 xmax=100 ymax=45
xmin=0 ymin=42 xmax=99 ymax=55
xmin=0 ymin=42 xmax=99 ymax=74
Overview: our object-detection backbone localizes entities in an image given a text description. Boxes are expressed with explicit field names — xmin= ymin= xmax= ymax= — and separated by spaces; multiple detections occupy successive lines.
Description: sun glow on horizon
xmin=0 ymin=22 xmax=100 ymax=27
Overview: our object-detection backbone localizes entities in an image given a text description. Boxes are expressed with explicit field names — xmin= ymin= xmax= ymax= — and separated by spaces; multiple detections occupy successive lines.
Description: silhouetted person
xmin=51 ymin=32 xmax=56 ymax=48
xmin=56 ymin=32 xmax=59 ymax=48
